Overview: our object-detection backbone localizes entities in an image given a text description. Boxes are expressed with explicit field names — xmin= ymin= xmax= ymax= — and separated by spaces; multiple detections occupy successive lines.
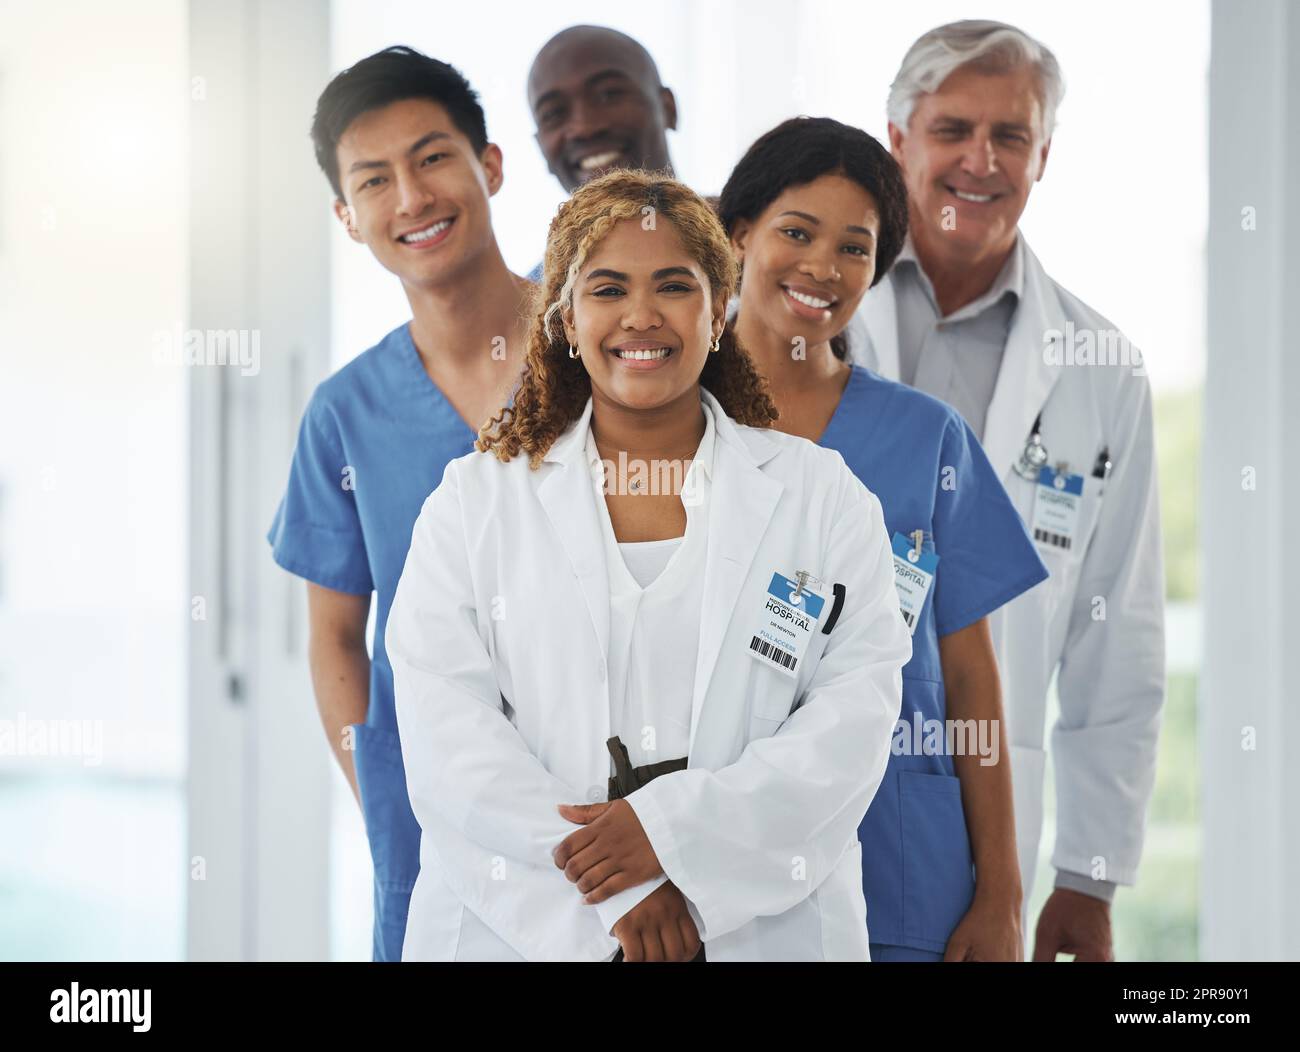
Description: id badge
xmin=891 ymin=532 xmax=937 ymax=635
xmin=747 ymin=572 xmax=825 ymax=679
xmin=1031 ymin=466 xmax=1084 ymax=551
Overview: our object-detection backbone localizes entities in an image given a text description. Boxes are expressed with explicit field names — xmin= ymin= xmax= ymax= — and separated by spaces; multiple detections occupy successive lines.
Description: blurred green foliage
xmin=1147 ymin=672 xmax=1198 ymax=826
xmin=1113 ymin=671 xmax=1199 ymax=960
xmin=1155 ymin=386 xmax=1201 ymax=601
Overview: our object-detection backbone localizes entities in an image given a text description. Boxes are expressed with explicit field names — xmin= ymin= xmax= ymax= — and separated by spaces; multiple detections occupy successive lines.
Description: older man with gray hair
xmin=850 ymin=20 xmax=1165 ymax=961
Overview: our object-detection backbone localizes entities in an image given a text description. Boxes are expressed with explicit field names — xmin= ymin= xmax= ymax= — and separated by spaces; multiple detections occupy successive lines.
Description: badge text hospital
xmin=748 ymin=572 xmax=825 ymax=678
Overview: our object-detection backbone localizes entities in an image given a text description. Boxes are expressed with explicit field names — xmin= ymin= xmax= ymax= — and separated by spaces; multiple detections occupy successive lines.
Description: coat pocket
xmin=899 ymin=769 xmax=975 ymax=947
xmin=749 ymin=668 xmax=798 ymax=725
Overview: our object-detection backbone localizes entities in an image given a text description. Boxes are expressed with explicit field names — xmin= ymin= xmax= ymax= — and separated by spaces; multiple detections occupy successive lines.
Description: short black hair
xmin=718 ymin=117 xmax=909 ymax=360
xmin=311 ymin=45 xmax=489 ymax=200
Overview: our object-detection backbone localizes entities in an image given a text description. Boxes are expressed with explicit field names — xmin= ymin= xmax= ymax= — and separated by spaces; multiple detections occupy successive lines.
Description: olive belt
xmin=605 ymin=735 xmax=688 ymax=800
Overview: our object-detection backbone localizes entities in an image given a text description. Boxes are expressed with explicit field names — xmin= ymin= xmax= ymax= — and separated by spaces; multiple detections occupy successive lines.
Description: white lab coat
xmin=386 ymin=387 xmax=911 ymax=961
xmin=849 ymin=236 xmax=1166 ymax=902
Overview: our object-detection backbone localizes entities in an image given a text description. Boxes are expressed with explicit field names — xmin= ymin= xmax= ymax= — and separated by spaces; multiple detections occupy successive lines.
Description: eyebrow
xmin=777 ymin=210 xmax=875 ymax=240
xmin=929 ymin=116 xmax=1034 ymax=136
xmin=346 ymin=130 xmax=451 ymax=175
xmin=533 ymin=69 xmax=633 ymax=113
xmin=585 ymin=265 xmax=698 ymax=282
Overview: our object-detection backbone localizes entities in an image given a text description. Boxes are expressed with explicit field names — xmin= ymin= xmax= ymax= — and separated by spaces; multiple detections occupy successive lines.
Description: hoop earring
xmin=568 ymin=344 xmax=580 ymax=359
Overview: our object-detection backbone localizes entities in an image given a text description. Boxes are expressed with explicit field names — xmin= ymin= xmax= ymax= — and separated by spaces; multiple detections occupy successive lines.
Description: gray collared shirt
xmin=892 ymin=234 xmax=1025 ymax=443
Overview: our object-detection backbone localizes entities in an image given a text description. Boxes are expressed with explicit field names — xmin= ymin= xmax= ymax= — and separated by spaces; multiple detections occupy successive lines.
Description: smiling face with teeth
xmin=890 ymin=63 xmax=1050 ymax=267
xmin=562 ymin=217 xmax=722 ymax=417
xmin=730 ymin=174 xmax=881 ymax=351
xmin=332 ymin=98 xmax=502 ymax=288
xmin=528 ymin=28 xmax=677 ymax=193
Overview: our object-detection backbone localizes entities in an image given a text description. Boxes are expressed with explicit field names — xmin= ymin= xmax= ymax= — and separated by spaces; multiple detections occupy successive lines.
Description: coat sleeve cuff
xmin=1054 ymin=868 xmax=1118 ymax=903
xmin=624 ymin=786 xmax=715 ymax=939
xmin=592 ymin=874 xmax=669 ymax=935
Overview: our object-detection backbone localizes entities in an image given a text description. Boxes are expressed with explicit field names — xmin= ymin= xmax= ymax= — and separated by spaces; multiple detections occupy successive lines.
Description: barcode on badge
xmin=901 ymin=609 xmax=916 ymax=629
xmin=750 ymin=635 xmax=797 ymax=672
xmin=1033 ymin=526 xmax=1072 ymax=551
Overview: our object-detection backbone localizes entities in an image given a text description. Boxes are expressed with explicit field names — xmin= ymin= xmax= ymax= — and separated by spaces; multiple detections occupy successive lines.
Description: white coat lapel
xmin=851 ymin=272 xmax=900 ymax=378
xmin=981 ymin=238 xmax=1066 ymax=484
xmin=688 ymin=391 xmax=784 ymax=752
xmin=536 ymin=397 xmax=610 ymax=661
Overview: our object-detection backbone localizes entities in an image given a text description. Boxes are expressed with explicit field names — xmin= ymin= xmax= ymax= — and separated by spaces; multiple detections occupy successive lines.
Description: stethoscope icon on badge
xmin=1014 ymin=412 xmax=1048 ymax=481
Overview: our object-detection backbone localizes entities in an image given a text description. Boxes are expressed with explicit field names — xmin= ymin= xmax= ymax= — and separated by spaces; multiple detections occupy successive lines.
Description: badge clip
xmin=791 ymin=569 xmax=823 ymax=604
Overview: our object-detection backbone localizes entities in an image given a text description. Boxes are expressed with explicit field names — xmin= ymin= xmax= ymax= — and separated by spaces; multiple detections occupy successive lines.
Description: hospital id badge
xmin=1031 ymin=466 xmax=1084 ymax=551
xmin=747 ymin=572 xmax=825 ymax=678
xmin=891 ymin=532 xmax=937 ymax=635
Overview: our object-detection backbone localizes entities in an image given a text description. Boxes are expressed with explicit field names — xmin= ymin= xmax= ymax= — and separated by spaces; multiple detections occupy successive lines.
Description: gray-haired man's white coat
xmin=850 ymin=235 xmax=1166 ymax=906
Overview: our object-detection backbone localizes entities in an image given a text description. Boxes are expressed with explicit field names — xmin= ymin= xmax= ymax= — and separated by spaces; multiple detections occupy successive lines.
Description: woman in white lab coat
xmin=385 ymin=169 xmax=912 ymax=962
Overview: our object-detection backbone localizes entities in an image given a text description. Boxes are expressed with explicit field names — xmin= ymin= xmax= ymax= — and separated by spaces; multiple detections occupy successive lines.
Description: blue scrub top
xmin=267 ymin=321 xmax=477 ymax=961
xmin=819 ymin=365 xmax=1048 ymax=954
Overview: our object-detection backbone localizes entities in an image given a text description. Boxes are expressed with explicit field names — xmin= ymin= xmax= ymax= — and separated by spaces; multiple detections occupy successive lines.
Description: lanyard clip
xmin=911 ymin=529 xmax=924 ymax=561
xmin=792 ymin=569 xmax=823 ymax=602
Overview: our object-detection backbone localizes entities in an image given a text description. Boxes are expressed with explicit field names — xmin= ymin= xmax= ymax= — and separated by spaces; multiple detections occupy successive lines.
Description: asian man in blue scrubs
xmin=267 ymin=46 xmax=532 ymax=961
xmin=721 ymin=117 xmax=1049 ymax=961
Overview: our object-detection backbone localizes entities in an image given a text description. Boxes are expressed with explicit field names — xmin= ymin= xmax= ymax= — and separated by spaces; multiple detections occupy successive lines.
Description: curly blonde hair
xmin=476 ymin=169 xmax=778 ymax=466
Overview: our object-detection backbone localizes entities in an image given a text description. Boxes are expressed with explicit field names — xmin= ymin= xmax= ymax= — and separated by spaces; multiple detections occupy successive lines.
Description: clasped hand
xmin=552 ymin=800 xmax=701 ymax=961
